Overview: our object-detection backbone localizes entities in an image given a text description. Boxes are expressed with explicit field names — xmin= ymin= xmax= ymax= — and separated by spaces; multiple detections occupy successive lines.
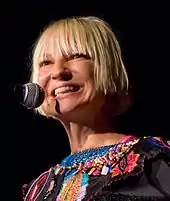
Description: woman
xmin=22 ymin=16 xmax=170 ymax=201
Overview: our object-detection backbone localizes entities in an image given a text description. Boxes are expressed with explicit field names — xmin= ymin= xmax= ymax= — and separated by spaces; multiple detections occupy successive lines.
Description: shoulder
xmin=107 ymin=135 xmax=170 ymax=181
xmin=102 ymin=136 xmax=170 ymax=198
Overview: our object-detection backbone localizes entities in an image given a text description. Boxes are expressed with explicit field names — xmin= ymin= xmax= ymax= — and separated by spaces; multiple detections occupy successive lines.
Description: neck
xmin=62 ymin=117 xmax=125 ymax=154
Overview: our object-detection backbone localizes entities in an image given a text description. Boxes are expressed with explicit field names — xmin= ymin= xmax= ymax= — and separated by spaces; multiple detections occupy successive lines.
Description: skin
xmin=37 ymin=46 xmax=125 ymax=153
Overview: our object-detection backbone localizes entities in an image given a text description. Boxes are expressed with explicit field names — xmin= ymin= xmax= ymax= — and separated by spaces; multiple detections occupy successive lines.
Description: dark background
xmin=0 ymin=1 xmax=170 ymax=200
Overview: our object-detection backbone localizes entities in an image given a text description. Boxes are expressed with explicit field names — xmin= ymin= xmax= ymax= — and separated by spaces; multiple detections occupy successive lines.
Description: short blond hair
xmin=31 ymin=16 xmax=131 ymax=116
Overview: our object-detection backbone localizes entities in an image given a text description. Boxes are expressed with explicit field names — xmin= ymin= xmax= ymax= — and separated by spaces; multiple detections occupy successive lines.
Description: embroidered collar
xmin=54 ymin=136 xmax=139 ymax=176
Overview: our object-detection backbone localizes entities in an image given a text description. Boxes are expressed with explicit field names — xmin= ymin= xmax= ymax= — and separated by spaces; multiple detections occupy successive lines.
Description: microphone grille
xmin=23 ymin=83 xmax=45 ymax=109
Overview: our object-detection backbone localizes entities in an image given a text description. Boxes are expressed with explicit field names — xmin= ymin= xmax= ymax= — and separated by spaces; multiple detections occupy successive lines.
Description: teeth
xmin=54 ymin=86 xmax=74 ymax=95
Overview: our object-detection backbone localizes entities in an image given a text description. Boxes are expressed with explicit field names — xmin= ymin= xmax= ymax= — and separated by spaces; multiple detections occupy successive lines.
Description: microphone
xmin=13 ymin=83 xmax=45 ymax=109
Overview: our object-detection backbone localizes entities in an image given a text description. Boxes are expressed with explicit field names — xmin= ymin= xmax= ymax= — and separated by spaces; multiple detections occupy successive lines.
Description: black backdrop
xmin=0 ymin=1 xmax=170 ymax=200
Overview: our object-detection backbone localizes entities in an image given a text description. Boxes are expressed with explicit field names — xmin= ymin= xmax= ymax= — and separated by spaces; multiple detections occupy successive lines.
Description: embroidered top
xmin=22 ymin=136 xmax=170 ymax=201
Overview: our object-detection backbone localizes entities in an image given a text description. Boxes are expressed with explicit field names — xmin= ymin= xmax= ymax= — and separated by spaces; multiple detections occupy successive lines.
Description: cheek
xmin=38 ymin=69 xmax=51 ymax=89
xmin=81 ymin=82 xmax=96 ymax=102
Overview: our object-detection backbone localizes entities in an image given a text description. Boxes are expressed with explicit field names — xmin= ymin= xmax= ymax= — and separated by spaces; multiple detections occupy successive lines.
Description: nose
xmin=51 ymin=68 xmax=72 ymax=81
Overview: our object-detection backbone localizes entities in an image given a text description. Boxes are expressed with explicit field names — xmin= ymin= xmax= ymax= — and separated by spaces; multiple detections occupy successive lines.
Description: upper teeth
xmin=54 ymin=86 xmax=74 ymax=95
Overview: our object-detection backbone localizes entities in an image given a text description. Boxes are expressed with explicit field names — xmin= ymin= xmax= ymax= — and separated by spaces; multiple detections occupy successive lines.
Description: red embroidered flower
xmin=111 ymin=151 xmax=140 ymax=177
xmin=124 ymin=151 xmax=140 ymax=173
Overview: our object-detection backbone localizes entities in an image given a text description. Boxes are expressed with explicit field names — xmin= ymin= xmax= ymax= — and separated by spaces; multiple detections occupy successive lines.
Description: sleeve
xmin=146 ymin=137 xmax=170 ymax=199
xmin=21 ymin=168 xmax=54 ymax=201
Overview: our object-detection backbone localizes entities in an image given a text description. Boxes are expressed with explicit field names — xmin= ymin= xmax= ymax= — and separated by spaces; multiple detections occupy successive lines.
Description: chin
xmin=56 ymin=103 xmax=83 ymax=122
xmin=58 ymin=104 xmax=77 ymax=115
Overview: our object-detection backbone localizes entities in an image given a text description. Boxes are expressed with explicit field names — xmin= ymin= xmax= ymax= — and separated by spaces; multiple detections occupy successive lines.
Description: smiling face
xmin=31 ymin=16 xmax=129 ymax=120
xmin=37 ymin=46 xmax=103 ymax=120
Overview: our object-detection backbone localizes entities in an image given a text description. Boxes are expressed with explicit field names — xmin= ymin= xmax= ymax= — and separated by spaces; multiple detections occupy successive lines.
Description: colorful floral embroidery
xmin=54 ymin=137 xmax=140 ymax=178
xmin=55 ymin=137 xmax=141 ymax=200
xmin=111 ymin=151 xmax=140 ymax=177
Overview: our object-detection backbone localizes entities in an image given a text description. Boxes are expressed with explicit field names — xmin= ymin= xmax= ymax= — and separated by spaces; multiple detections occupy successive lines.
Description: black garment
xmin=22 ymin=136 xmax=170 ymax=201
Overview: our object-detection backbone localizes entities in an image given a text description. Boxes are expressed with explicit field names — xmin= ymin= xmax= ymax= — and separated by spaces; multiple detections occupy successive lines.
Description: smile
xmin=53 ymin=85 xmax=81 ymax=97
